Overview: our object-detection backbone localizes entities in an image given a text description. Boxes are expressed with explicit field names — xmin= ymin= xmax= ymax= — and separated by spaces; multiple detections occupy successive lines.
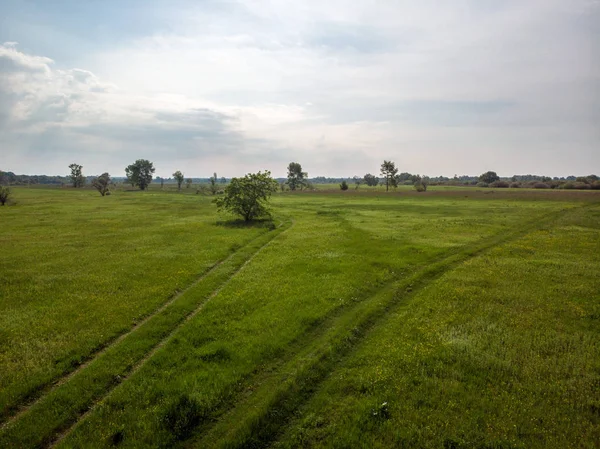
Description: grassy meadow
xmin=0 ymin=185 xmax=598 ymax=448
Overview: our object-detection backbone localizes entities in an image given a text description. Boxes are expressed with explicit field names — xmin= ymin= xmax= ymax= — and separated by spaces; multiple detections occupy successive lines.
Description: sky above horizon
xmin=1 ymin=0 xmax=598 ymax=178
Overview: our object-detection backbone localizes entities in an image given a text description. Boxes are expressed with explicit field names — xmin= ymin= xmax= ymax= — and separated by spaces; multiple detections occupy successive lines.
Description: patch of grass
xmin=160 ymin=394 xmax=206 ymax=442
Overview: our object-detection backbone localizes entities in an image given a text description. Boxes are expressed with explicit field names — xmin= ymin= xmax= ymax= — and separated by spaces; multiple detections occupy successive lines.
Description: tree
xmin=364 ymin=173 xmax=379 ymax=187
xmin=209 ymin=172 xmax=219 ymax=195
xmin=287 ymin=162 xmax=307 ymax=191
xmin=353 ymin=176 xmax=363 ymax=190
xmin=186 ymin=178 xmax=193 ymax=188
xmin=340 ymin=180 xmax=349 ymax=190
xmin=173 ymin=171 xmax=184 ymax=190
xmin=68 ymin=163 xmax=85 ymax=188
xmin=214 ymin=171 xmax=278 ymax=221
xmin=479 ymin=171 xmax=500 ymax=184
xmin=380 ymin=160 xmax=398 ymax=192
xmin=92 ymin=173 xmax=111 ymax=196
xmin=125 ymin=159 xmax=155 ymax=190
xmin=220 ymin=177 xmax=227 ymax=184
xmin=0 ymin=186 xmax=10 ymax=205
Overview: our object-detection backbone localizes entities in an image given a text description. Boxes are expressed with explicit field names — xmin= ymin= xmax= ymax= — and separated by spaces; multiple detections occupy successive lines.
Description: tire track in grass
xmin=50 ymin=219 xmax=294 ymax=448
xmin=193 ymin=206 xmax=584 ymax=449
xmin=0 ymin=220 xmax=292 ymax=449
xmin=0 ymin=225 xmax=270 ymax=426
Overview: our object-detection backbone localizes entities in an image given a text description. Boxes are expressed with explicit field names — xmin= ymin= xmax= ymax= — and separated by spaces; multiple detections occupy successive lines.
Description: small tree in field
xmin=340 ymin=180 xmax=349 ymax=190
xmin=0 ymin=186 xmax=10 ymax=205
xmin=173 ymin=171 xmax=184 ymax=190
xmin=125 ymin=159 xmax=155 ymax=190
xmin=214 ymin=171 xmax=278 ymax=221
xmin=92 ymin=173 xmax=111 ymax=196
xmin=287 ymin=162 xmax=307 ymax=191
xmin=186 ymin=178 xmax=193 ymax=188
xmin=209 ymin=172 xmax=219 ymax=195
xmin=380 ymin=160 xmax=398 ymax=192
xmin=69 ymin=163 xmax=85 ymax=188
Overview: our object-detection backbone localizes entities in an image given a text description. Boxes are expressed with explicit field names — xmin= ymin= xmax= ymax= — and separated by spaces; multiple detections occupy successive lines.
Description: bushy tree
xmin=0 ymin=186 xmax=10 ymax=205
xmin=92 ymin=173 xmax=110 ymax=196
xmin=125 ymin=159 xmax=155 ymax=190
xmin=287 ymin=162 xmax=307 ymax=191
xmin=173 ymin=171 xmax=184 ymax=190
xmin=380 ymin=160 xmax=398 ymax=192
xmin=479 ymin=171 xmax=500 ymax=184
xmin=92 ymin=173 xmax=111 ymax=196
xmin=214 ymin=171 xmax=278 ymax=221
xmin=364 ymin=173 xmax=379 ymax=186
xmin=186 ymin=178 xmax=193 ymax=188
xmin=68 ymin=163 xmax=85 ymax=188
xmin=340 ymin=180 xmax=349 ymax=190
xmin=413 ymin=175 xmax=428 ymax=192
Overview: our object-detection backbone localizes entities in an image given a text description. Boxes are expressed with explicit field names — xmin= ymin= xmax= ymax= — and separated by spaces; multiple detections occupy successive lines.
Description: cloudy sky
xmin=1 ymin=0 xmax=598 ymax=178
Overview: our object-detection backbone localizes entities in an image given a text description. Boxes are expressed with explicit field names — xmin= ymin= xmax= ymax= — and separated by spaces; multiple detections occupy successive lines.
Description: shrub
xmin=340 ymin=180 xmax=349 ymax=190
xmin=562 ymin=182 xmax=589 ymax=190
xmin=510 ymin=182 xmax=520 ymax=188
xmin=490 ymin=180 xmax=509 ymax=188
xmin=476 ymin=182 xmax=489 ymax=188
xmin=533 ymin=182 xmax=549 ymax=189
xmin=413 ymin=178 xmax=427 ymax=192
xmin=0 ymin=186 xmax=10 ymax=205
xmin=591 ymin=181 xmax=600 ymax=190
xmin=546 ymin=181 xmax=557 ymax=189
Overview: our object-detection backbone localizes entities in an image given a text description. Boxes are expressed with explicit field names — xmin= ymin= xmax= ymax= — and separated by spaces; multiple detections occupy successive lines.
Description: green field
xmin=0 ymin=186 xmax=598 ymax=448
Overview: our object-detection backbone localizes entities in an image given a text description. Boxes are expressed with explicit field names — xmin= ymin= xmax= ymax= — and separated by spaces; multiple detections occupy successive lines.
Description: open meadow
xmin=0 ymin=186 xmax=598 ymax=448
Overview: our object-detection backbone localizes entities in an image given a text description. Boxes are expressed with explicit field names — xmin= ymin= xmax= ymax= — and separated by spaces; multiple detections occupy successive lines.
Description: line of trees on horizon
xmin=1 ymin=165 xmax=599 ymax=191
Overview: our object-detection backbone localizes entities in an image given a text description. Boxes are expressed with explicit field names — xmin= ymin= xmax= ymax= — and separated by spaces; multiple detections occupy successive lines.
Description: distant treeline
xmin=2 ymin=170 xmax=599 ymax=190
xmin=0 ymin=171 xmax=70 ymax=185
